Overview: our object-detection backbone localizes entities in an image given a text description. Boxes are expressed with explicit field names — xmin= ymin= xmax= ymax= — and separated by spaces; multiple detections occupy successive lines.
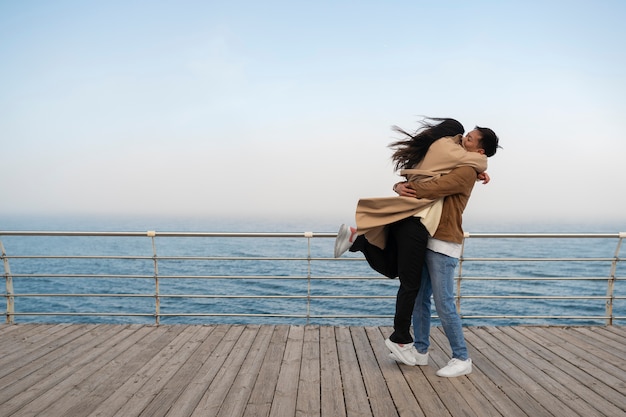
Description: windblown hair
xmin=389 ymin=117 xmax=465 ymax=171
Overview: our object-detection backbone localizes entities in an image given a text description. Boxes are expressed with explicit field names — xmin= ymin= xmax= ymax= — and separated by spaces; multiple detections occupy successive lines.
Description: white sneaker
xmin=389 ymin=347 xmax=429 ymax=366
xmin=334 ymin=224 xmax=356 ymax=258
xmin=436 ymin=358 xmax=472 ymax=377
xmin=384 ymin=339 xmax=417 ymax=366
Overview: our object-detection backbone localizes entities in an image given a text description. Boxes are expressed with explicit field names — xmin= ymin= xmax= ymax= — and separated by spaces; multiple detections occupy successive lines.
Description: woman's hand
xmin=478 ymin=172 xmax=491 ymax=184
xmin=393 ymin=182 xmax=417 ymax=197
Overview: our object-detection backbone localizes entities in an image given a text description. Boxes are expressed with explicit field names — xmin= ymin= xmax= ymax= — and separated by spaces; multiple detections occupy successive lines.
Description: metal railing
xmin=1 ymin=230 xmax=624 ymax=326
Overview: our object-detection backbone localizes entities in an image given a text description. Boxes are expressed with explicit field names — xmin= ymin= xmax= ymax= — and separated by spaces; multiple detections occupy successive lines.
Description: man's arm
xmin=395 ymin=166 xmax=476 ymax=199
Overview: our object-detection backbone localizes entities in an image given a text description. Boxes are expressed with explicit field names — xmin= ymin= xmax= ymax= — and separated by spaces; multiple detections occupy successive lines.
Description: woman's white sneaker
xmin=436 ymin=358 xmax=472 ymax=377
xmin=389 ymin=347 xmax=429 ymax=365
xmin=384 ymin=339 xmax=417 ymax=366
xmin=334 ymin=224 xmax=356 ymax=258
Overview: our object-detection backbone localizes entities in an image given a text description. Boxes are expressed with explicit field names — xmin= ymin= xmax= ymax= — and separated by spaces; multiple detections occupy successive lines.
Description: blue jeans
xmin=412 ymin=249 xmax=468 ymax=360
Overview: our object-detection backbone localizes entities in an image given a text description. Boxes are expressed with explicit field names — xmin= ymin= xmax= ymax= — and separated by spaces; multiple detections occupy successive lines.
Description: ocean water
xmin=1 ymin=215 xmax=625 ymax=327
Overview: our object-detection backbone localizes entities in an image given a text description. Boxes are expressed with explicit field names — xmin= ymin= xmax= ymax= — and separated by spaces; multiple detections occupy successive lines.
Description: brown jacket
xmin=408 ymin=165 xmax=477 ymax=243
xmin=355 ymin=135 xmax=486 ymax=248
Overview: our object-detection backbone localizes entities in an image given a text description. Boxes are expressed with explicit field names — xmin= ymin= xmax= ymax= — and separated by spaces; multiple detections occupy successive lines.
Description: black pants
xmin=351 ymin=217 xmax=428 ymax=344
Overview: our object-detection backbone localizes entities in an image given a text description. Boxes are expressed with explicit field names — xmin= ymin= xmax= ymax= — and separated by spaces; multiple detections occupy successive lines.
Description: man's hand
xmin=393 ymin=182 xmax=417 ymax=197
xmin=478 ymin=172 xmax=491 ymax=184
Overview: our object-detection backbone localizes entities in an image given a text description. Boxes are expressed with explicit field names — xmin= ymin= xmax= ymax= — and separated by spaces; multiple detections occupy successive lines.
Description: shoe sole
xmin=436 ymin=364 xmax=472 ymax=377
xmin=388 ymin=352 xmax=429 ymax=366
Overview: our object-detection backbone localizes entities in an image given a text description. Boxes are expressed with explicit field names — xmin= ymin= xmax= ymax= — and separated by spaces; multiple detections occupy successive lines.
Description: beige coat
xmin=355 ymin=135 xmax=487 ymax=248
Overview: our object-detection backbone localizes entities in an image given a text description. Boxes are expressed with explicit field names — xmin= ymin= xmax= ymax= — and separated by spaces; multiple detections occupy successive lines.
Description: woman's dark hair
xmin=389 ymin=117 xmax=464 ymax=170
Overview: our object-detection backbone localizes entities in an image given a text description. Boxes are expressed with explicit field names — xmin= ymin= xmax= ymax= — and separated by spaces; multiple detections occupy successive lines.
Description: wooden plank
xmin=295 ymin=325 xmax=320 ymax=417
xmin=588 ymin=326 xmax=626 ymax=347
xmin=370 ymin=326 xmax=422 ymax=417
xmin=0 ymin=323 xmax=83 ymax=379
xmin=138 ymin=325 xmax=218 ymax=417
xmin=319 ymin=326 xmax=346 ymax=417
xmin=85 ymin=325 xmax=191 ymax=417
xmin=447 ymin=328 xmax=527 ymax=417
xmin=502 ymin=326 xmax=626 ymax=417
xmin=0 ymin=325 xmax=113 ymax=400
xmin=421 ymin=329 xmax=478 ymax=417
xmin=335 ymin=326 xmax=372 ymax=417
xmin=530 ymin=327 xmax=626 ymax=383
xmin=0 ymin=324 xmax=52 ymax=355
xmin=215 ymin=325 xmax=275 ymax=417
xmin=63 ymin=325 xmax=178 ymax=417
xmin=351 ymin=326 xmax=398 ymax=417
xmin=570 ymin=326 xmax=626 ymax=370
xmin=603 ymin=325 xmax=626 ymax=340
xmin=386 ymin=331 xmax=451 ymax=417
xmin=243 ymin=325 xmax=289 ymax=417
xmin=429 ymin=327 xmax=510 ymax=417
xmin=268 ymin=325 xmax=304 ymax=417
xmin=113 ymin=325 xmax=215 ymax=417
xmin=190 ymin=325 xmax=264 ymax=416
xmin=0 ymin=325 xmax=132 ymax=415
xmin=462 ymin=327 xmax=555 ymax=416
xmin=472 ymin=327 xmax=582 ymax=416
xmin=524 ymin=327 xmax=626 ymax=413
xmin=163 ymin=325 xmax=242 ymax=417
xmin=484 ymin=326 xmax=606 ymax=417
xmin=111 ymin=326 xmax=201 ymax=417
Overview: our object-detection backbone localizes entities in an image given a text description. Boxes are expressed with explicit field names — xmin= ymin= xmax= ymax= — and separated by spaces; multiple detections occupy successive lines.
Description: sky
xmin=2 ymin=0 xmax=626 ymax=230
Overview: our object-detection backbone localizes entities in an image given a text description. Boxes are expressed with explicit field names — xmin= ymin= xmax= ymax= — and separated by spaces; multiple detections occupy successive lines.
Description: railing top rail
xmin=463 ymin=232 xmax=624 ymax=238
xmin=0 ymin=231 xmax=333 ymax=238
xmin=0 ymin=231 xmax=624 ymax=238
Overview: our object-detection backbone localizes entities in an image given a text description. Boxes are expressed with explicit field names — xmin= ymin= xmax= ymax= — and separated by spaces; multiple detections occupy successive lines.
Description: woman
xmin=334 ymin=117 xmax=487 ymax=366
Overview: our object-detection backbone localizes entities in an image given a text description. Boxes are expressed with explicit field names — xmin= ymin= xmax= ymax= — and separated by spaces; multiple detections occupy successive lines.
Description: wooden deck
xmin=0 ymin=324 xmax=625 ymax=417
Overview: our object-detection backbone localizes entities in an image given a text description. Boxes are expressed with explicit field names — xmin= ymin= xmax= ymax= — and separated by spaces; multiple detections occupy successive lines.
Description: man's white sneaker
xmin=334 ymin=224 xmax=356 ymax=258
xmin=384 ymin=339 xmax=417 ymax=366
xmin=436 ymin=358 xmax=472 ymax=377
xmin=389 ymin=347 xmax=429 ymax=366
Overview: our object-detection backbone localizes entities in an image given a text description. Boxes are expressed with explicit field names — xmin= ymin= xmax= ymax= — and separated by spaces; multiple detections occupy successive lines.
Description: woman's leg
xmin=412 ymin=263 xmax=433 ymax=354
xmin=388 ymin=217 xmax=428 ymax=344
xmin=349 ymin=233 xmax=398 ymax=278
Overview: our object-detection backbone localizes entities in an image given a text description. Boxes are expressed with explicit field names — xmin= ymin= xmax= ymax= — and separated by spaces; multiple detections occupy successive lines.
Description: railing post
xmin=1 ymin=240 xmax=15 ymax=324
xmin=606 ymin=233 xmax=625 ymax=325
xmin=305 ymin=232 xmax=313 ymax=325
xmin=148 ymin=231 xmax=160 ymax=325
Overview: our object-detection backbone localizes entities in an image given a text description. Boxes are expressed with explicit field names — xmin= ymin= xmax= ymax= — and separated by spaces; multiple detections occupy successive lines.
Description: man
xmin=391 ymin=126 xmax=500 ymax=377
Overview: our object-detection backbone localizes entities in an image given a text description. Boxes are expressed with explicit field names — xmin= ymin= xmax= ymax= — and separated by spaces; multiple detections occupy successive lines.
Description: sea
xmin=1 ymin=215 xmax=625 ymax=327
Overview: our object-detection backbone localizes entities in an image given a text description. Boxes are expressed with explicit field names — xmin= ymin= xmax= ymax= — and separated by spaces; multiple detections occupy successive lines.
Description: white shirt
xmin=427 ymin=237 xmax=462 ymax=259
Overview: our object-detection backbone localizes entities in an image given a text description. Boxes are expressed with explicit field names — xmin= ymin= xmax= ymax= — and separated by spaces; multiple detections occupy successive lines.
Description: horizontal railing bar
xmin=464 ymin=233 xmax=622 ymax=238
xmin=0 ymin=231 xmax=337 ymax=238
xmin=7 ymin=312 xmax=155 ymax=316
xmin=4 ymin=312 xmax=616 ymax=320
xmin=461 ymin=257 xmax=617 ymax=262
xmin=458 ymin=276 xmax=618 ymax=281
xmin=2 ymin=231 xmax=623 ymax=238
xmin=459 ymin=315 xmax=613 ymax=319
xmin=3 ymin=255 xmax=618 ymax=263
xmin=8 ymin=274 xmax=619 ymax=281
xmin=457 ymin=295 xmax=611 ymax=300
xmin=8 ymin=294 xmax=394 ymax=300
xmin=4 ymin=253 xmax=619 ymax=259
xmin=9 ymin=293 xmax=623 ymax=300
